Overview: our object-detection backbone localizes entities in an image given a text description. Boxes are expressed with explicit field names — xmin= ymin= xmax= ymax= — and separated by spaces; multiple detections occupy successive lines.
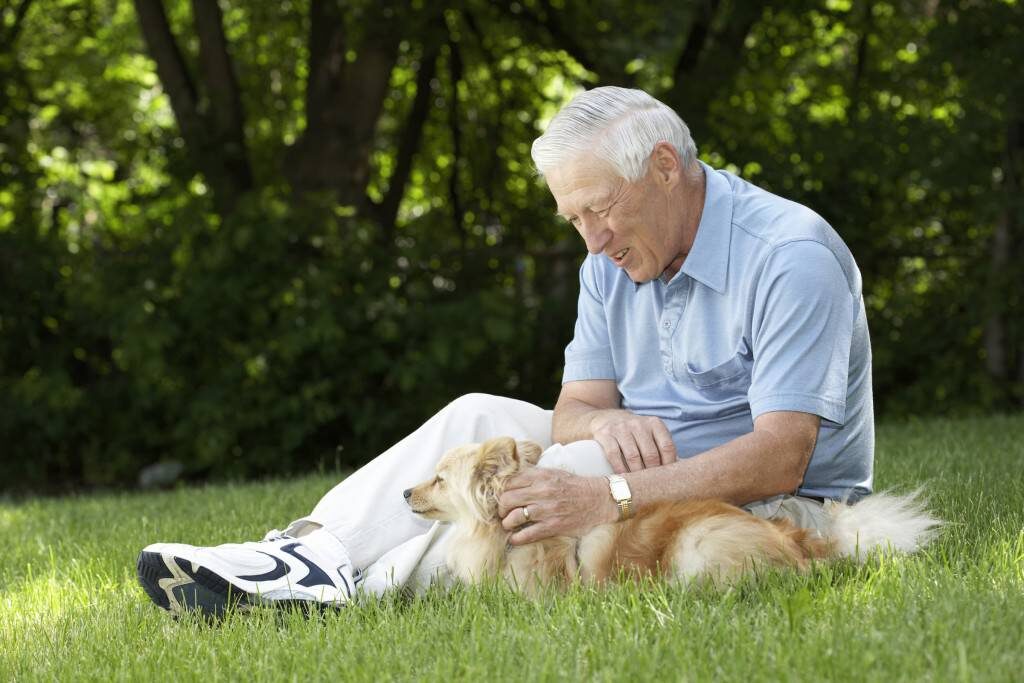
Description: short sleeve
xmin=748 ymin=241 xmax=856 ymax=424
xmin=562 ymin=255 xmax=617 ymax=383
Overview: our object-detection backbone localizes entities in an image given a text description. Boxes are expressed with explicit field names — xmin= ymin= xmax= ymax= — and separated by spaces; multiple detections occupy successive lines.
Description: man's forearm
xmin=551 ymin=396 xmax=627 ymax=444
xmin=623 ymin=421 xmax=813 ymax=509
xmin=554 ymin=385 xmax=818 ymax=505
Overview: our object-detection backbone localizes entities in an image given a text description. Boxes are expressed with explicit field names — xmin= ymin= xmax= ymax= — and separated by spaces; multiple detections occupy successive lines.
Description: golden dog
xmin=405 ymin=437 xmax=940 ymax=593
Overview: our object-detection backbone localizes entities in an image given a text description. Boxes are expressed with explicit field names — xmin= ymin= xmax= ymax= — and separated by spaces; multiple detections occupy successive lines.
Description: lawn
xmin=2 ymin=414 xmax=1023 ymax=682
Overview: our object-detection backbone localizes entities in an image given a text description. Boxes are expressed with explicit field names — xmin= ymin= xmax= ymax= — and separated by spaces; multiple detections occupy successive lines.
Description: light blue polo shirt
xmin=562 ymin=162 xmax=874 ymax=501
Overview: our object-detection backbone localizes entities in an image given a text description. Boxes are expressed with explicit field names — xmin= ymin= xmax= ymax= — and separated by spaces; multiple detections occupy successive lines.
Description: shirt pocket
xmin=685 ymin=351 xmax=749 ymax=388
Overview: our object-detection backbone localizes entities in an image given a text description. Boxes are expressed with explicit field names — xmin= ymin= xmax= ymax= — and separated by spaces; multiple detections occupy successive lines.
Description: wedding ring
xmin=522 ymin=505 xmax=531 ymax=522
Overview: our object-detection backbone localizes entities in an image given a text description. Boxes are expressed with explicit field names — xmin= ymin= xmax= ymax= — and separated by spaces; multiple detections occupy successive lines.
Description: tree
xmin=1 ymin=0 xmax=1021 ymax=492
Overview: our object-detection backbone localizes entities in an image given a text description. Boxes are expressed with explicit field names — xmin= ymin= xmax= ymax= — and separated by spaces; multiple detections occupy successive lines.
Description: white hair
xmin=531 ymin=86 xmax=698 ymax=181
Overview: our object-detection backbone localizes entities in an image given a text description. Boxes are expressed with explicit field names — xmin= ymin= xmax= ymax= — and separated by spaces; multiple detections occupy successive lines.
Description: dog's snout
xmin=403 ymin=488 xmax=412 ymax=499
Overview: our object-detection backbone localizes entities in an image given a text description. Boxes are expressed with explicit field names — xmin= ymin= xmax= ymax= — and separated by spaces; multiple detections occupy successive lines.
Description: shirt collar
xmin=627 ymin=161 xmax=734 ymax=292
xmin=673 ymin=161 xmax=733 ymax=293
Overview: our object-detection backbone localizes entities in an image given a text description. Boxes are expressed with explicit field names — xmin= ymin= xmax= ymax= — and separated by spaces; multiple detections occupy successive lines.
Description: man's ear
xmin=516 ymin=440 xmax=543 ymax=466
xmin=649 ymin=141 xmax=681 ymax=186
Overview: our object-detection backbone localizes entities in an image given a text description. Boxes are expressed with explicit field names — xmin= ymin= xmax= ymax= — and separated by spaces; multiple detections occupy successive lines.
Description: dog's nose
xmin=403 ymin=488 xmax=412 ymax=499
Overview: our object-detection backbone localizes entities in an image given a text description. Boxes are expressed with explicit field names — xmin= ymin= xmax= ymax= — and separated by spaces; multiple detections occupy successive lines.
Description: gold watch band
xmin=605 ymin=474 xmax=634 ymax=521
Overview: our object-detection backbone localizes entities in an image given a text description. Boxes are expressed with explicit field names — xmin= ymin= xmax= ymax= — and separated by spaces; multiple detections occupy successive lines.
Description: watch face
xmin=608 ymin=478 xmax=630 ymax=500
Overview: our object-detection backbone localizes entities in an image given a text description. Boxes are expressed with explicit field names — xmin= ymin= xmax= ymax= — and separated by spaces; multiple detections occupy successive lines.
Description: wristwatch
xmin=604 ymin=474 xmax=634 ymax=521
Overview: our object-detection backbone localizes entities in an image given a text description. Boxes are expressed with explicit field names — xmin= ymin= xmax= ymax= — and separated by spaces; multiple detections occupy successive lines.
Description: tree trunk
xmin=133 ymin=0 xmax=251 ymax=216
xmin=190 ymin=0 xmax=252 ymax=210
xmin=984 ymin=108 xmax=1024 ymax=399
xmin=375 ymin=38 xmax=441 ymax=239
xmin=666 ymin=1 xmax=765 ymax=145
xmin=285 ymin=0 xmax=402 ymax=209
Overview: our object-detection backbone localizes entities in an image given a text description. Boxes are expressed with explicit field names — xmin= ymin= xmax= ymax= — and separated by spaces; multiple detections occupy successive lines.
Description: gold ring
xmin=522 ymin=505 xmax=531 ymax=522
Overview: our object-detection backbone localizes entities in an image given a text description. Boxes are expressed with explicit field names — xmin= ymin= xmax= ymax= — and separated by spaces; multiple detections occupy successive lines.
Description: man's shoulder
xmin=720 ymin=170 xmax=834 ymax=248
xmin=715 ymin=169 xmax=861 ymax=294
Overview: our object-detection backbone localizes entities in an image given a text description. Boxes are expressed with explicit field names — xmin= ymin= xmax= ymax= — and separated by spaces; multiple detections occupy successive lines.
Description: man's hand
xmin=497 ymin=469 xmax=618 ymax=545
xmin=589 ymin=410 xmax=677 ymax=473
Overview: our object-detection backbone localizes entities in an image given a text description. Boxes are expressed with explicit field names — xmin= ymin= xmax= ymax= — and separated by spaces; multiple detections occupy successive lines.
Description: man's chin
xmin=626 ymin=267 xmax=657 ymax=284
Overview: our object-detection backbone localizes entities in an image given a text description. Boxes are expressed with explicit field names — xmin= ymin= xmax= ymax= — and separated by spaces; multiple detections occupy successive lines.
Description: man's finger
xmin=595 ymin=435 xmax=627 ymax=474
xmin=634 ymin=429 xmax=661 ymax=469
xmin=500 ymin=503 xmax=535 ymax=531
xmin=500 ymin=509 xmax=518 ymax=531
xmin=497 ymin=487 xmax=531 ymax=517
xmin=501 ymin=471 xmax=537 ymax=491
xmin=657 ymin=437 xmax=677 ymax=466
xmin=508 ymin=521 xmax=551 ymax=546
xmin=651 ymin=419 xmax=678 ymax=466
xmin=617 ymin=432 xmax=644 ymax=472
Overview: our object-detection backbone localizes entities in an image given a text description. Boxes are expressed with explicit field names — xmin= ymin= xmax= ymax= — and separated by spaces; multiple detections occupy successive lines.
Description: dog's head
xmin=404 ymin=437 xmax=543 ymax=524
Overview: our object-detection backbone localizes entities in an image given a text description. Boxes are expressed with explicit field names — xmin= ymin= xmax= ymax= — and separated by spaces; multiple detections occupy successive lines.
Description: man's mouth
xmin=612 ymin=247 xmax=630 ymax=264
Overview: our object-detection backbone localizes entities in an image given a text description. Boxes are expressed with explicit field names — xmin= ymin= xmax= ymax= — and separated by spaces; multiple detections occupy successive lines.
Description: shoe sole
xmin=136 ymin=551 xmax=344 ymax=618
xmin=137 ymin=550 xmax=249 ymax=617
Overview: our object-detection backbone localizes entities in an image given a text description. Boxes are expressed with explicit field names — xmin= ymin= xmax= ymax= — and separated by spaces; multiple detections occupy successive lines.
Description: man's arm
xmin=553 ymin=379 xmax=678 ymax=471
xmin=499 ymin=409 xmax=820 ymax=545
xmin=622 ymin=410 xmax=819 ymax=508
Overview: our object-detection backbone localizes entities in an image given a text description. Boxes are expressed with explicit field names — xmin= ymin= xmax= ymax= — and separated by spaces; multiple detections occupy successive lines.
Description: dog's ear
xmin=477 ymin=436 xmax=520 ymax=481
xmin=515 ymin=440 xmax=543 ymax=466
xmin=467 ymin=437 xmax=522 ymax=522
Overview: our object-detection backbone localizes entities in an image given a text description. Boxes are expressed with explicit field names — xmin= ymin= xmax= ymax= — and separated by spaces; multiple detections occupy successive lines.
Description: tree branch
xmin=133 ymin=0 xmax=203 ymax=150
xmin=446 ymin=35 xmax=466 ymax=252
xmin=376 ymin=40 xmax=441 ymax=235
xmin=3 ymin=0 xmax=33 ymax=46
xmin=506 ymin=0 xmax=606 ymax=81
xmin=666 ymin=1 xmax=764 ymax=143
xmin=190 ymin=0 xmax=252 ymax=200
xmin=671 ymin=0 xmax=721 ymax=88
xmin=848 ymin=0 xmax=874 ymax=120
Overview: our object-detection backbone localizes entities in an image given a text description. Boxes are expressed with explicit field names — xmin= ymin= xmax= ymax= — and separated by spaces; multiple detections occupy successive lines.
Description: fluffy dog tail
xmin=823 ymin=489 xmax=942 ymax=562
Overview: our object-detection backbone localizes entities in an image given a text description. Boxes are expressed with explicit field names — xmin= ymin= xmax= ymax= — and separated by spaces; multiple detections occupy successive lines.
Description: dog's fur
xmin=405 ymin=437 xmax=942 ymax=593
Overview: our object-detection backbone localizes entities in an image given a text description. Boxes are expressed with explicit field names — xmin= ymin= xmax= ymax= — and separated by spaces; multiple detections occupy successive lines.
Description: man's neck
xmin=661 ymin=166 xmax=707 ymax=281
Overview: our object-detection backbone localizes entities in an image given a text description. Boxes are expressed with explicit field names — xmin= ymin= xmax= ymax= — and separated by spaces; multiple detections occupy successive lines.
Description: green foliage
xmin=1 ymin=0 xmax=1022 ymax=490
xmin=0 ymin=190 xmax=566 ymax=488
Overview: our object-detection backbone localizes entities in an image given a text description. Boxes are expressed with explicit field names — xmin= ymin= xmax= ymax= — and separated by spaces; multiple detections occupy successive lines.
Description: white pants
xmin=289 ymin=393 xmax=828 ymax=596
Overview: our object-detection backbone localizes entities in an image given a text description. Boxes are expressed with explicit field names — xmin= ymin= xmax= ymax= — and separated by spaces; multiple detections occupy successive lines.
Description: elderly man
xmin=137 ymin=87 xmax=872 ymax=615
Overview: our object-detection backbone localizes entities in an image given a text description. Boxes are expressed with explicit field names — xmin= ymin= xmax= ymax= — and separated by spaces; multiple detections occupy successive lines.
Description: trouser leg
xmin=290 ymin=393 xmax=554 ymax=571
xmin=744 ymin=495 xmax=831 ymax=535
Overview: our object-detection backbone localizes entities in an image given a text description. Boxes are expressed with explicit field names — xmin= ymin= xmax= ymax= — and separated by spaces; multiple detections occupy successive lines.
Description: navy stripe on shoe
xmin=237 ymin=552 xmax=289 ymax=582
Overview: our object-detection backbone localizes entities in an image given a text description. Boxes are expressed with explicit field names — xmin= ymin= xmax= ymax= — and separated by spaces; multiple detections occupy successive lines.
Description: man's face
xmin=546 ymin=154 xmax=683 ymax=284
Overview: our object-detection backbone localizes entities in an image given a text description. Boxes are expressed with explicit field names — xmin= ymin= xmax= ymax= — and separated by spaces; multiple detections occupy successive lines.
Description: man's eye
xmin=568 ymin=216 xmax=581 ymax=226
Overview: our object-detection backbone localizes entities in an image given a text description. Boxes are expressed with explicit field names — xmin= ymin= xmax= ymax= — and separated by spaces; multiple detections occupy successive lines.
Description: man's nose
xmin=579 ymin=217 xmax=612 ymax=254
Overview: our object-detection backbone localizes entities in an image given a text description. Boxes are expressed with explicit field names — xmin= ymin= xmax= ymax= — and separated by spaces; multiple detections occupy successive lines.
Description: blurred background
xmin=0 ymin=0 xmax=1020 ymax=494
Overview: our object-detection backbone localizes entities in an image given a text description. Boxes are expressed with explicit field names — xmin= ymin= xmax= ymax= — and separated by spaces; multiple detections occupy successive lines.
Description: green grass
xmin=2 ymin=414 xmax=1023 ymax=682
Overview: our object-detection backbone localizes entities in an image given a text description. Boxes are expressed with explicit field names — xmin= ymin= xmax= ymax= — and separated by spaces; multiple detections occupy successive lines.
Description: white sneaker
xmin=137 ymin=528 xmax=359 ymax=616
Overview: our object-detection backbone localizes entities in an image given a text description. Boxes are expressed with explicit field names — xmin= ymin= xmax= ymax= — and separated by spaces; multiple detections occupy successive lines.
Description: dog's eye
xmin=434 ymin=476 xmax=445 ymax=487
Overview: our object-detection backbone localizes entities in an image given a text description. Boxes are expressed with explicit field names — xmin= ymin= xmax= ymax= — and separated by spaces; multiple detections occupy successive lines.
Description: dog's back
xmin=577 ymin=500 xmax=832 ymax=586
